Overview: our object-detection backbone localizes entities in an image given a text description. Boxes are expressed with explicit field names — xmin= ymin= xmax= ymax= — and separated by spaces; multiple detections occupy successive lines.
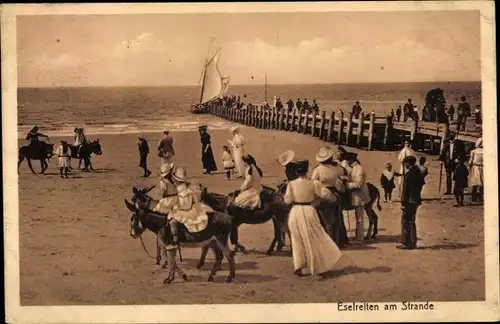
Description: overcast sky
xmin=17 ymin=11 xmax=481 ymax=87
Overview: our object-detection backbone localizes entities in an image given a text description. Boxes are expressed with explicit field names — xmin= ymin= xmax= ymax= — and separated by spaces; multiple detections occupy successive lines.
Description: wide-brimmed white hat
xmin=276 ymin=150 xmax=295 ymax=166
xmin=475 ymin=138 xmax=483 ymax=148
xmin=230 ymin=126 xmax=240 ymax=133
xmin=171 ymin=167 xmax=187 ymax=183
xmin=316 ymin=147 xmax=334 ymax=163
xmin=159 ymin=162 xmax=174 ymax=178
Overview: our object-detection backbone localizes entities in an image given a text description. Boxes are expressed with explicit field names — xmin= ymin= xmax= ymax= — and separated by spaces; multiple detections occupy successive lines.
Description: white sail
xmin=220 ymin=77 xmax=230 ymax=96
xmin=200 ymin=49 xmax=223 ymax=104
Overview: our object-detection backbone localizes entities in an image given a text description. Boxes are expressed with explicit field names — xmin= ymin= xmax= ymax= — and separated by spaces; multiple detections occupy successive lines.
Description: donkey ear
xmin=133 ymin=187 xmax=139 ymax=195
xmin=124 ymin=199 xmax=136 ymax=212
xmin=144 ymin=185 xmax=156 ymax=193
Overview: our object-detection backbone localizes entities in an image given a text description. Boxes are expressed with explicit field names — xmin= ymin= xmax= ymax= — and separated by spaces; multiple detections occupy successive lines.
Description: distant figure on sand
xmin=296 ymin=98 xmax=303 ymax=111
xmin=439 ymin=132 xmax=465 ymax=195
xmin=396 ymin=106 xmax=402 ymax=122
xmin=199 ymin=125 xmax=217 ymax=175
xmin=303 ymin=98 xmax=310 ymax=112
xmin=311 ymin=99 xmax=319 ymax=114
xmin=453 ymin=158 xmax=469 ymax=207
xmin=56 ymin=140 xmax=71 ymax=178
xmin=399 ymin=156 xmax=423 ymax=250
xmin=157 ymin=130 xmax=175 ymax=165
xmin=137 ymin=136 xmax=151 ymax=178
xmin=469 ymin=138 xmax=484 ymax=203
xmin=397 ymin=140 xmax=416 ymax=195
xmin=284 ymin=160 xmax=343 ymax=277
xmin=221 ymin=145 xmax=235 ymax=180
xmin=418 ymin=157 xmax=429 ymax=197
xmin=447 ymin=104 xmax=455 ymax=121
xmin=286 ymin=98 xmax=294 ymax=112
xmin=380 ymin=162 xmax=402 ymax=202
xmin=233 ymin=154 xmax=263 ymax=210
xmin=228 ymin=126 xmax=245 ymax=178
xmin=456 ymin=96 xmax=471 ymax=132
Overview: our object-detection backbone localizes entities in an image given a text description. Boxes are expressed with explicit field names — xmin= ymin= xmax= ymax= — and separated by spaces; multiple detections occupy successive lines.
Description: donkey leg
xmin=367 ymin=207 xmax=379 ymax=239
xmin=196 ymin=244 xmax=210 ymax=269
xmin=266 ymin=217 xmax=281 ymax=255
xmin=216 ymin=238 xmax=236 ymax=283
xmin=230 ymin=223 xmax=245 ymax=253
xmin=27 ymin=158 xmax=36 ymax=174
xmin=40 ymin=159 xmax=45 ymax=174
xmin=156 ymin=236 xmax=162 ymax=265
xmin=364 ymin=207 xmax=374 ymax=240
xmin=163 ymin=249 xmax=177 ymax=284
xmin=17 ymin=156 xmax=24 ymax=174
xmin=207 ymin=241 xmax=223 ymax=282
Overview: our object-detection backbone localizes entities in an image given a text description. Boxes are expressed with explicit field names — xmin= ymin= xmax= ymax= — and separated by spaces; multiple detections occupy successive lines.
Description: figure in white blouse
xmin=228 ymin=126 xmax=246 ymax=178
xmin=397 ymin=140 xmax=417 ymax=194
xmin=284 ymin=160 xmax=343 ymax=277
xmin=233 ymin=154 xmax=263 ymax=210
xmin=469 ymin=138 xmax=484 ymax=202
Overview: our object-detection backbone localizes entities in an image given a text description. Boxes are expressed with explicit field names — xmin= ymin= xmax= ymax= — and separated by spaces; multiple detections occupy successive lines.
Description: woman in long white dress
xmin=228 ymin=126 xmax=245 ymax=178
xmin=397 ymin=140 xmax=417 ymax=195
xmin=233 ymin=154 xmax=263 ymax=210
xmin=469 ymin=138 xmax=483 ymax=202
xmin=284 ymin=160 xmax=343 ymax=277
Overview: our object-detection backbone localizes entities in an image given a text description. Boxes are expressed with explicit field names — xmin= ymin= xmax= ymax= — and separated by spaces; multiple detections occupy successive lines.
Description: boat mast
xmin=199 ymin=37 xmax=215 ymax=104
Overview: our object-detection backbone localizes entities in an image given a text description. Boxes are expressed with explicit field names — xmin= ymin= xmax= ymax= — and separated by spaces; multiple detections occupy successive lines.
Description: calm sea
xmin=17 ymin=82 xmax=481 ymax=138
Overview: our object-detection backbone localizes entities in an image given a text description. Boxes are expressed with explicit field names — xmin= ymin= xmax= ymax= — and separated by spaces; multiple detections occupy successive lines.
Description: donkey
xmin=18 ymin=142 xmax=54 ymax=174
xmin=125 ymin=194 xmax=236 ymax=283
xmin=69 ymin=139 xmax=102 ymax=172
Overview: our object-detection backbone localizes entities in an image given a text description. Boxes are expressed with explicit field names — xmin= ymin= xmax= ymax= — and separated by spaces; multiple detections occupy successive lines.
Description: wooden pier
xmin=208 ymin=105 xmax=482 ymax=154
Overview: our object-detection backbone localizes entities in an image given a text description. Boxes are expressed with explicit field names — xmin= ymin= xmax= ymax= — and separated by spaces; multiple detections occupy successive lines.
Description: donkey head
xmin=124 ymin=199 xmax=146 ymax=238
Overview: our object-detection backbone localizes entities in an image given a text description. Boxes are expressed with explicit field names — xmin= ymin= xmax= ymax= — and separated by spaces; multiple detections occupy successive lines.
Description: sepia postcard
xmin=2 ymin=1 xmax=499 ymax=323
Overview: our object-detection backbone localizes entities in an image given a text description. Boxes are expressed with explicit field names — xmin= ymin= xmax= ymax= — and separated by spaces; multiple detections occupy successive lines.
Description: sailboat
xmin=191 ymin=41 xmax=230 ymax=114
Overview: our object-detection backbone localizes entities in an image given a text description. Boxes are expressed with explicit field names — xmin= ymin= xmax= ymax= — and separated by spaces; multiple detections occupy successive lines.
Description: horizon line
xmin=18 ymin=80 xmax=482 ymax=89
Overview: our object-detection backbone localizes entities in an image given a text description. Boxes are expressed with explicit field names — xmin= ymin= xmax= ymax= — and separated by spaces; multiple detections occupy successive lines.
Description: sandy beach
xmin=18 ymin=127 xmax=484 ymax=305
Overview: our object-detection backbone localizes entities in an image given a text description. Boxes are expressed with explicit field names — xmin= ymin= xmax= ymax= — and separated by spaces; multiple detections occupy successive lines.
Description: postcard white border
xmin=2 ymin=1 xmax=499 ymax=323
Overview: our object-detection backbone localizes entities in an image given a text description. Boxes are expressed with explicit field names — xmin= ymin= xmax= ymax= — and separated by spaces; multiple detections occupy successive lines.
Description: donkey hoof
xmin=265 ymin=249 xmax=273 ymax=256
xmin=226 ymin=276 xmax=233 ymax=283
xmin=163 ymin=277 xmax=173 ymax=284
xmin=182 ymin=274 xmax=189 ymax=281
xmin=208 ymin=276 xmax=214 ymax=282
xmin=371 ymin=234 xmax=377 ymax=239
xmin=196 ymin=263 xmax=204 ymax=270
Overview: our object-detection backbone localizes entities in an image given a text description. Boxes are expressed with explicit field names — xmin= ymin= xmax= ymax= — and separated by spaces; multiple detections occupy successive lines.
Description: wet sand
xmin=18 ymin=127 xmax=484 ymax=305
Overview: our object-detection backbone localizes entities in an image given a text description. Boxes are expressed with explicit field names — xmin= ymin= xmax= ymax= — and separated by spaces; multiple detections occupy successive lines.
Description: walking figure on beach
xmin=456 ymin=96 xmax=471 ymax=132
xmin=396 ymin=106 xmax=402 ymax=122
xmin=469 ymin=138 xmax=484 ymax=203
xmin=157 ymin=130 xmax=175 ymax=165
xmin=137 ymin=136 xmax=152 ymax=178
xmin=352 ymin=101 xmax=362 ymax=119
xmin=403 ymin=99 xmax=414 ymax=122
xmin=439 ymin=132 xmax=465 ymax=195
xmin=399 ymin=156 xmax=424 ymax=250
xmin=199 ymin=125 xmax=217 ymax=175
xmin=397 ymin=140 xmax=416 ymax=196
xmin=221 ymin=145 xmax=235 ymax=180
xmin=453 ymin=158 xmax=469 ymax=207
xmin=228 ymin=126 xmax=245 ymax=178
xmin=284 ymin=159 xmax=343 ymax=277
xmin=56 ymin=140 xmax=71 ymax=178
xmin=380 ymin=162 xmax=402 ymax=202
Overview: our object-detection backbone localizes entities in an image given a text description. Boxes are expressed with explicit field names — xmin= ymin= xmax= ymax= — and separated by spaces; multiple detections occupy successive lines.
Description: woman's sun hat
xmin=159 ymin=162 xmax=174 ymax=178
xmin=276 ymin=150 xmax=295 ymax=166
xmin=230 ymin=126 xmax=240 ymax=133
xmin=315 ymin=147 xmax=334 ymax=163
xmin=171 ymin=167 xmax=187 ymax=183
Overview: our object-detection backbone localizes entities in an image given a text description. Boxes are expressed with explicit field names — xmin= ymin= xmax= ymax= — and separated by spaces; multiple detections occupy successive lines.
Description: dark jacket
xmin=439 ymin=140 xmax=466 ymax=171
xmin=402 ymin=165 xmax=423 ymax=206
xmin=457 ymin=102 xmax=471 ymax=117
xmin=138 ymin=140 xmax=149 ymax=156
xmin=453 ymin=164 xmax=469 ymax=189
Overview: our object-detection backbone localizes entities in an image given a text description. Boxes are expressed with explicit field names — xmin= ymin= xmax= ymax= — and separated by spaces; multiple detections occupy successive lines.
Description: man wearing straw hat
xmin=311 ymin=146 xmax=349 ymax=246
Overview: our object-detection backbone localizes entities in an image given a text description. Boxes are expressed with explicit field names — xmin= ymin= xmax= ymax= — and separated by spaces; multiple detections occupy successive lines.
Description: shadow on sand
xmin=183 ymin=259 xmax=259 ymax=271
xmin=165 ymin=273 xmax=279 ymax=284
xmin=320 ymin=265 xmax=393 ymax=280
xmin=419 ymin=243 xmax=478 ymax=250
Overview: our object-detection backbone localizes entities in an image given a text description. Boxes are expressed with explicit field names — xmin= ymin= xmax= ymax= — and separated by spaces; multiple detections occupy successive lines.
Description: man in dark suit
xmin=398 ymin=155 xmax=424 ymax=250
xmin=439 ymin=132 xmax=466 ymax=194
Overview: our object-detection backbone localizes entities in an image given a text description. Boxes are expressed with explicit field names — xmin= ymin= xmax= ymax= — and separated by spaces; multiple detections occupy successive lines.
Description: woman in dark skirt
xmin=199 ymin=125 xmax=218 ymax=175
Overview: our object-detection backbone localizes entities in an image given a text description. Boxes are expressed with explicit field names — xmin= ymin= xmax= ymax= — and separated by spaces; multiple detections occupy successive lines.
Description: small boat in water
xmin=191 ymin=40 xmax=230 ymax=114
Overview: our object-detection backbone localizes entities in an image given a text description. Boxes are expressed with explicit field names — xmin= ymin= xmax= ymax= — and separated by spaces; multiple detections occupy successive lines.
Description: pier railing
xmin=209 ymin=105 xmax=481 ymax=153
